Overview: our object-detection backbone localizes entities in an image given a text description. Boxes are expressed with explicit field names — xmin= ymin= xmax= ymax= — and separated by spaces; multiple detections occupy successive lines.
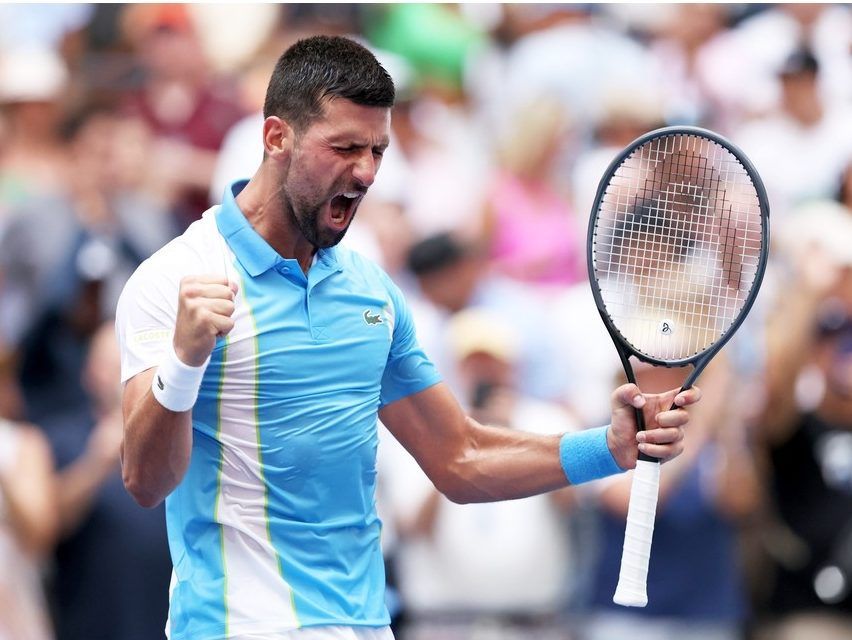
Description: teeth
xmin=342 ymin=192 xmax=360 ymax=199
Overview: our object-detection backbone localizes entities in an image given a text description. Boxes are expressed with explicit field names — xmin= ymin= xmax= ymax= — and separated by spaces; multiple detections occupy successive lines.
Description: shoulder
xmin=127 ymin=208 xmax=224 ymax=287
xmin=117 ymin=208 xmax=224 ymax=320
xmin=334 ymin=244 xmax=401 ymax=292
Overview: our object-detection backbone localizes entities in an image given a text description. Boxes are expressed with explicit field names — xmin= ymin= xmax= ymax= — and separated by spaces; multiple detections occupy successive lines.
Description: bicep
xmin=122 ymin=368 xmax=157 ymax=424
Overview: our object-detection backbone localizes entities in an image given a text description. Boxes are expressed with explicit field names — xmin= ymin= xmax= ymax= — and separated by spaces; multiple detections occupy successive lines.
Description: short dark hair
xmin=779 ymin=47 xmax=819 ymax=78
xmin=60 ymin=101 xmax=116 ymax=142
xmin=263 ymin=35 xmax=395 ymax=131
xmin=406 ymin=232 xmax=473 ymax=276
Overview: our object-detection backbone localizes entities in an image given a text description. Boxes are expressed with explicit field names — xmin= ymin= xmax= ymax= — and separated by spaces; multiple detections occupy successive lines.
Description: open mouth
xmin=329 ymin=191 xmax=363 ymax=228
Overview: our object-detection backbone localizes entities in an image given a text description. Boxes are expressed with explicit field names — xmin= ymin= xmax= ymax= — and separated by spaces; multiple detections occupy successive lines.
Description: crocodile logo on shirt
xmin=363 ymin=310 xmax=384 ymax=326
xmin=157 ymin=375 xmax=165 ymax=390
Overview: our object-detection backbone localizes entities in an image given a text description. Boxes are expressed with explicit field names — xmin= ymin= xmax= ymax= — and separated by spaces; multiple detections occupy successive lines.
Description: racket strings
xmin=593 ymin=134 xmax=763 ymax=361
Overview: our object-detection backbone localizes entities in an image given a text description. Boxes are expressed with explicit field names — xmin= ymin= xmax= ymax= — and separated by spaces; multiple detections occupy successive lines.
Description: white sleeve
xmin=115 ymin=258 xmax=180 ymax=383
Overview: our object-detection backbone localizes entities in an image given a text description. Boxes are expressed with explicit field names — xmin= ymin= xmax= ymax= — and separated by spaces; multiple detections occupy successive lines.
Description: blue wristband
xmin=559 ymin=425 xmax=624 ymax=485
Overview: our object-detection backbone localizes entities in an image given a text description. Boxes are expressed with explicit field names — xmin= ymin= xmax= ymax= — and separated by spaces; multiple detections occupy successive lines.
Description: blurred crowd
xmin=0 ymin=3 xmax=851 ymax=640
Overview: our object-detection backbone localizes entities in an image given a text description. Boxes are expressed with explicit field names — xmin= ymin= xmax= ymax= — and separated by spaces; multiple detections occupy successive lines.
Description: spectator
xmin=570 ymin=91 xmax=665 ymax=225
xmin=121 ymin=4 xmax=245 ymax=228
xmin=752 ymin=203 xmax=852 ymax=639
xmin=405 ymin=232 xmax=574 ymax=403
xmin=45 ymin=321 xmax=172 ymax=640
xmin=493 ymin=5 xmax=659 ymax=133
xmin=0 ymin=414 xmax=57 ymax=639
xmin=482 ymin=98 xmax=584 ymax=288
xmin=0 ymin=46 xmax=69 ymax=212
xmin=0 ymin=103 xmax=175 ymax=423
xmin=733 ymin=47 xmax=852 ymax=218
xmin=366 ymin=5 xmax=493 ymax=241
xmin=699 ymin=4 xmax=852 ymax=118
xmin=639 ymin=3 xmax=732 ymax=128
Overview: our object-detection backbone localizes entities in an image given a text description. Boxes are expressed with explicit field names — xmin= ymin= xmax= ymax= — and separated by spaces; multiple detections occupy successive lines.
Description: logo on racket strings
xmin=660 ymin=320 xmax=674 ymax=336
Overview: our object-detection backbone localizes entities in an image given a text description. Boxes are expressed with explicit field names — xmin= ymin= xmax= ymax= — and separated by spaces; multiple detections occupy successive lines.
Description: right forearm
xmin=117 ymin=274 xmax=236 ymax=506
xmin=122 ymin=387 xmax=193 ymax=508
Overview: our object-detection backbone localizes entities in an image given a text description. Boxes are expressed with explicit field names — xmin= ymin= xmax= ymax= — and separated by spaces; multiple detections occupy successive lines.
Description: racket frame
xmin=586 ymin=125 xmax=770 ymax=606
xmin=587 ymin=125 xmax=770 ymax=388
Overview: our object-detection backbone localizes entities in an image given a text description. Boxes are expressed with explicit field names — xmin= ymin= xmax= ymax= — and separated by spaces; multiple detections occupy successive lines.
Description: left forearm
xmin=381 ymin=384 xmax=571 ymax=503
xmin=431 ymin=417 xmax=567 ymax=504
xmin=381 ymin=382 xmax=679 ymax=507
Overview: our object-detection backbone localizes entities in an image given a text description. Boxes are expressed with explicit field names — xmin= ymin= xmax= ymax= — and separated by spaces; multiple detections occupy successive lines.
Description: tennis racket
xmin=587 ymin=126 xmax=770 ymax=607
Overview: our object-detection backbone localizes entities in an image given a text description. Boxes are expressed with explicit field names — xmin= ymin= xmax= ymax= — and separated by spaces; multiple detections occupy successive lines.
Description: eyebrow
xmin=327 ymin=137 xmax=390 ymax=154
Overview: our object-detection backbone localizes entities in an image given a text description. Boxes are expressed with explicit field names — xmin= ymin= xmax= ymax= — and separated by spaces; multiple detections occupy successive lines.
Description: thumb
xmin=612 ymin=383 xmax=646 ymax=412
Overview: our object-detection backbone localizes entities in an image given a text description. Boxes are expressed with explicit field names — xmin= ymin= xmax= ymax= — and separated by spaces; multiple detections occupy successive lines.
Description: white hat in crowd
xmin=0 ymin=46 xmax=68 ymax=103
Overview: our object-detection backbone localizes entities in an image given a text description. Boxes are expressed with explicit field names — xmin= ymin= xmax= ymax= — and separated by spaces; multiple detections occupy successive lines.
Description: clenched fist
xmin=607 ymin=383 xmax=701 ymax=470
xmin=173 ymin=275 xmax=238 ymax=367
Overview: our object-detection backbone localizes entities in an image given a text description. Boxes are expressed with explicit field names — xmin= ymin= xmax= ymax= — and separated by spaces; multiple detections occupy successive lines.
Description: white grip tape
xmin=613 ymin=459 xmax=661 ymax=607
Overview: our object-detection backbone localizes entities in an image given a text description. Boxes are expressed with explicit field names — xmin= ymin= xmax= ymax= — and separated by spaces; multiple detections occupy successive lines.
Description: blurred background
xmin=0 ymin=3 xmax=850 ymax=640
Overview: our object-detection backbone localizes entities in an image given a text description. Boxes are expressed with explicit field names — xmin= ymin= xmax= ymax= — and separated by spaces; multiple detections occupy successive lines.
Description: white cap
xmin=447 ymin=308 xmax=520 ymax=363
xmin=0 ymin=47 xmax=68 ymax=103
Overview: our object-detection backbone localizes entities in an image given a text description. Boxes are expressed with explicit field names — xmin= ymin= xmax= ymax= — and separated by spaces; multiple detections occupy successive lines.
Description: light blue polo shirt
xmin=161 ymin=180 xmax=441 ymax=639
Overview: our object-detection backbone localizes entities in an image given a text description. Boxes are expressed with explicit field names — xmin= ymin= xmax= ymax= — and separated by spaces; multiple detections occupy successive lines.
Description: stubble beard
xmin=280 ymin=185 xmax=350 ymax=250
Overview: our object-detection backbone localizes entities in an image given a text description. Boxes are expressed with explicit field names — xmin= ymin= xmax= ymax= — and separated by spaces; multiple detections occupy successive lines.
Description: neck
xmin=235 ymin=165 xmax=316 ymax=271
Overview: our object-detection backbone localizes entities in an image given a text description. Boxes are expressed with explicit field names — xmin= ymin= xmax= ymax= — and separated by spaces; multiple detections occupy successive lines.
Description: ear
xmin=262 ymin=116 xmax=294 ymax=160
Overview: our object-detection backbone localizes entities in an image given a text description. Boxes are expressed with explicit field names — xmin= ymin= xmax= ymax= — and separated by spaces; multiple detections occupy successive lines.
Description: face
xmin=279 ymin=98 xmax=390 ymax=249
xmin=418 ymin=259 xmax=481 ymax=312
xmin=780 ymin=71 xmax=819 ymax=118
xmin=73 ymin=113 xmax=123 ymax=190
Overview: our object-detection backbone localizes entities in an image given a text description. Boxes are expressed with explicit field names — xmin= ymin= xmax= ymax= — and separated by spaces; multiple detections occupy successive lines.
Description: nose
xmin=352 ymin=150 xmax=378 ymax=188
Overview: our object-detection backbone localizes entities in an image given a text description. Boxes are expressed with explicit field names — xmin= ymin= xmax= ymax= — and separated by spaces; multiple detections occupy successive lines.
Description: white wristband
xmin=151 ymin=344 xmax=209 ymax=412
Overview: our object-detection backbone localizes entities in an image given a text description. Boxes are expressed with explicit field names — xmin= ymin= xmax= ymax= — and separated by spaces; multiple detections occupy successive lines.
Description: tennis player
xmin=115 ymin=36 xmax=699 ymax=640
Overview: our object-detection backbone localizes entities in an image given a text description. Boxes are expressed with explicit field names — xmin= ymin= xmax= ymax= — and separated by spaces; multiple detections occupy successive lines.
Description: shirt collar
xmin=215 ymin=180 xmax=339 ymax=277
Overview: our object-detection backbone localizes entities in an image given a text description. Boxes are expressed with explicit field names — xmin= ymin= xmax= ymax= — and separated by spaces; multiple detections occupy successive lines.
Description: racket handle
xmin=612 ymin=458 xmax=661 ymax=607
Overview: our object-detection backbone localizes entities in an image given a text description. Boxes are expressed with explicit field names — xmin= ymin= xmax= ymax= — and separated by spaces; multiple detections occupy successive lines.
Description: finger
xmin=654 ymin=408 xmax=690 ymax=428
xmin=208 ymin=313 xmax=235 ymax=336
xmin=673 ymin=386 xmax=702 ymax=407
xmin=612 ymin=383 xmax=646 ymax=410
xmin=637 ymin=426 xmax=684 ymax=445
xmin=184 ymin=283 xmax=238 ymax=301
xmin=637 ymin=441 xmax=684 ymax=461
xmin=202 ymin=299 xmax=236 ymax=317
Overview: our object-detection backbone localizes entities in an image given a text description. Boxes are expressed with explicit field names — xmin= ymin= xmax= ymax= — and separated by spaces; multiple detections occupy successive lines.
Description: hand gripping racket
xmin=587 ymin=126 xmax=770 ymax=607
